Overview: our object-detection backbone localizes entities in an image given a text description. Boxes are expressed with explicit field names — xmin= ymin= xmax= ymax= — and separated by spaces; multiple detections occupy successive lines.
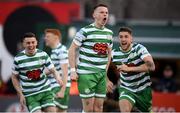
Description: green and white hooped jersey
xmin=12 ymin=49 xmax=54 ymax=97
xmin=112 ymin=43 xmax=152 ymax=92
xmin=73 ymin=23 xmax=113 ymax=74
xmin=48 ymin=43 xmax=71 ymax=88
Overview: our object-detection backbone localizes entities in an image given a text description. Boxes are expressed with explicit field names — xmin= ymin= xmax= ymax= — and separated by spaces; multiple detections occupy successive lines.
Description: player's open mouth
xmin=103 ymin=18 xmax=107 ymax=21
xmin=121 ymin=42 xmax=127 ymax=45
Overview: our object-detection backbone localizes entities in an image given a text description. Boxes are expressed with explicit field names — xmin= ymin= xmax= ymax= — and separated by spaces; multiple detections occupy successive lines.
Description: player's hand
xmin=57 ymin=78 xmax=64 ymax=86
xmin=70 ymin=71 xmax=78 ymax=81
xmin=106 ymin=79 xmax=114 ymax=93
xmin=19 ymin=94 xmax=26 ymax=111
xmin=56 ymin=89 xmax=65 ymax=98
xmin=117 ymin=64 xmax=129 ymax=72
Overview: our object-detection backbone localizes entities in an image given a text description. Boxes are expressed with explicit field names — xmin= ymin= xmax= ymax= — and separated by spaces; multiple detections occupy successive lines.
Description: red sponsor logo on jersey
xmin=93 ymin=43 xmax=108 ymax=55
xmin=26 ymin=69 xmax=41 ymax=80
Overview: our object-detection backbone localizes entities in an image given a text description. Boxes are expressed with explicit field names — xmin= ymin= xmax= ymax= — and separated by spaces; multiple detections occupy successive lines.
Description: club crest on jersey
xmin=85 ymin=88 xmax=90 ymax=94
xmin=128 ymin=53 xmax=136 ymax=59
xmin=38 ymin=59 xmax=44 ymax=65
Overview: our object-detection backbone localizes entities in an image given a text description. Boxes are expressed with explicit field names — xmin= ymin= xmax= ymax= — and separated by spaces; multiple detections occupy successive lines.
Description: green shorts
xmin=119 ymin=87 xmax=152 ymax=112
xmin=25 ymin=91 xmax=55 ymax=113
xmin=78 ymin=71 xmax=106 ymax=98
xmin=52 ymin=87 xmax=70 ymax=110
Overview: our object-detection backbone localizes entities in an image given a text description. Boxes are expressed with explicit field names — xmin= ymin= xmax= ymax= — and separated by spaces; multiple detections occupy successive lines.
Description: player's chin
xmin=102 ymin=20 xmax=107 ymax=24
xmin=121 ymin=45 xmax=128 ymax=50
xmin=45 ymin=43 xmax=49 ymax=46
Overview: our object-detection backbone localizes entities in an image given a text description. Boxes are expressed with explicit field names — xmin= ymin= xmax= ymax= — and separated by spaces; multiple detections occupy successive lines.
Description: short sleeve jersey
xmin=48 ymin=43 xmax=71 ymax=88
xmin=12 ymin=49 xmax=54 ymax=97
xmin=73 ymin=23 xmax=113 ymax=74
xmin=112 ymin=43 xmax=152 ymax=92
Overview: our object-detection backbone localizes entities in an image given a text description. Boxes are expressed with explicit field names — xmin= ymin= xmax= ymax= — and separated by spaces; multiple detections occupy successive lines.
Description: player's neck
xmin=94 ymin=22 xmax=104 ymax=29
xmin=51 ymin=41 xmax=60 ymax=49
xmin=121 ymin=44 xmax=132 ymax=52
xmin=25 ymin=49 xmax=36 ymax=56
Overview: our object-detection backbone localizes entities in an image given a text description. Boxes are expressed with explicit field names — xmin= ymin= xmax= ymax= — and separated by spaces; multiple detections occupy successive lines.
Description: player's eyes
xmin=125 ymin=35 xmax=128 ymax=38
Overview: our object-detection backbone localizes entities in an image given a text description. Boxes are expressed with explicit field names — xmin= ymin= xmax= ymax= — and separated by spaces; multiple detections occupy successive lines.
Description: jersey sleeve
xmin=138 ymin=44 xmax=151 ymax=60
xmin=111 ymin=49 xmax=122 ymax=65
xmin=58 ymin=46 xmax=68 ymax=64
xmin=111 ymin=49 xmax=115 ymax=62
xmin=12 ymin=58 xmax=19 ymax=75
xmin=73 ymin=28 xmax=86 ymax=46
xmin=44 ymin=52 xmax=55 ymax=69
xmin=109 ymin=37 xmax=113 ymax=48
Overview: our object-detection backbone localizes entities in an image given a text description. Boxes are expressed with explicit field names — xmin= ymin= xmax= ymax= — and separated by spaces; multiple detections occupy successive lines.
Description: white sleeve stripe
xmin=73 ymin=39 xmax=81 ymax=46
xmin=48 ymin=64 xmax=54 ymax=69
xmin=60 ymin=59 xmax=68 ymax=64
xmin=141 ymin=53 xmax=151 ymax=60
xmin=12 ymin=71 xmax=19 ymax=75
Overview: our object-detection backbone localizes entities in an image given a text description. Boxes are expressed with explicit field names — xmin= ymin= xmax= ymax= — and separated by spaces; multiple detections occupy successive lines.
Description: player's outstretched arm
xmin=11 ymin=74 xmax=26 ymax=111
xmin=56 ymin=63 xmax=68 ymax=98
xmin=117 ymin=56 xmax=155 ymax=73
xmin=68 ymin=42 xmax=79 ymax=81
xmin=50 ymin=67 xmax=63 ymax=86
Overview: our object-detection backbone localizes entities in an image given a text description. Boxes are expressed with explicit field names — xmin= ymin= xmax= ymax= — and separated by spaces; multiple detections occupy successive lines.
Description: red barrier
xmin=0 ymin=2 xmax=80 ymax=25
xmin=152 ymin=92 xmax=180 ymax=112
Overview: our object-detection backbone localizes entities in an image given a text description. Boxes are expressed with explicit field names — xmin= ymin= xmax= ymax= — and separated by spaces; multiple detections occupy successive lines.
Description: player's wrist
xmin=70 ymin=68 xmax=76 ymax=72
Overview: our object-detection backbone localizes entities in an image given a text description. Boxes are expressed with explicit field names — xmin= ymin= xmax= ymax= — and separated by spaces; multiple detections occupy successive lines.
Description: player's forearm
xmin=142 ymin=56 xmax=155 ymax=72
xmin=128 ymin=64 xmax=149 ymax=72
xmin=44 ymin=68 xmax=52 ymax=75
xmin=11 ymin=75 xmax=23 ymax=96
xmin=61 ymin=64 xmax=68 ymax=89
xmin=145 ymin=60 xmax=155 ymax=71
xmin=68 ymin=43 xmax=76 ymax=69
xmin=106 ymin=48 xmax=112 ymax=72
xmin=50 ymin=68 xmax=61 ymax=80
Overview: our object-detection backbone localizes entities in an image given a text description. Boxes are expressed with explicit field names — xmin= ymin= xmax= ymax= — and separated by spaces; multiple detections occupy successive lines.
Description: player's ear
xmin=22 ymin=41 xmax=25 ymax=48
xmin=92 ymin=11 xmax=96 ymax=19
xmin=131 ymin=36 xmax=133 ymax=43
xmin=35 ymin=38 xmax=38 ymax=46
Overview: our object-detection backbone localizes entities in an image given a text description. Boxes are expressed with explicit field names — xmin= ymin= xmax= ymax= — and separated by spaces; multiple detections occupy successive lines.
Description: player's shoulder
xmin=55 ymin=44 xmax=67 ymax=50
xmin=61 ymin=45 xmax=67 ymax=50
xmin=53 ymin=44 xmax=67 ymax=55
xmin=79 ymin=24 xmax=94 ymax=33
xmin=134 ymin=43 xmax=146 ymax=49
xmin=36 ymin=49 xmax=45 ymax=53
xmin=83 ymin=23 xmax=94 ymax=29
xmin=14 ymin=50 xmax=25 ymax=61
xmin=36 ymin=49 xmax=48 ymax=56
xmin=133 ymin=43 xmax=147 ymax=52
xmin=15 ymin=50 xmax=25 ymax=57
xmin=112 ymin=47 xmax=121 ymax=53
xmin=104 ymin=27 xmax=113 ymax=34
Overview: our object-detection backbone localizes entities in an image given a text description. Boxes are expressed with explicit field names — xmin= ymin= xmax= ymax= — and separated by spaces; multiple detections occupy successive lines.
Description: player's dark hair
xmin=22 ymin=32 xmax=36 ymax=41
xmin=118 ymin=27 xmax=132 ymax=35
xmin=93 ymin=4 xmax=108 ymax=11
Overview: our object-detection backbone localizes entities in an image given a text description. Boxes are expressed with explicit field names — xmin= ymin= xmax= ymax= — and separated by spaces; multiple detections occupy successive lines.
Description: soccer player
xmin=68 ymin=4 xmax=113 ymax=112
xmin=11 ymin=32 xmax=63 ymax=113
xmin=44 ymin=28 xmax=70 ymax=112
xmin=112 ymin=27 xmax=155 ymax=112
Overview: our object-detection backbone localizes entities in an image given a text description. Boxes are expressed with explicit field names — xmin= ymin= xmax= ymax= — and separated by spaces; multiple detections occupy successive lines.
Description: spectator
xmin=155 ymin=64 xmax=177 ymax=93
